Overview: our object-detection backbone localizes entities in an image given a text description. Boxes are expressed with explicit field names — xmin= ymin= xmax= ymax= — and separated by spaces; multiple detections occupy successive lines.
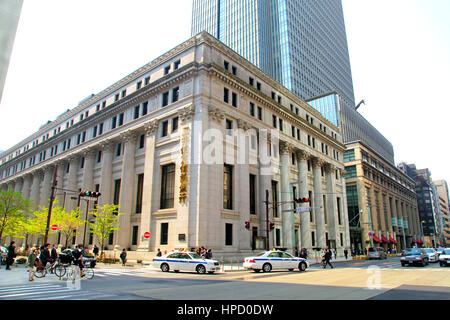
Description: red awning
xmin=412 ymin=239 xmax=417 ymax=243
xmin=372 ymin=235 xmax=382 ymax=243
xmin=389 ymin=236 xmax=397 ymax=243
xmin=381 ymin=236 xmax=390 ymax=243
xmin=418 ymin=240 xmax=423 ymax=244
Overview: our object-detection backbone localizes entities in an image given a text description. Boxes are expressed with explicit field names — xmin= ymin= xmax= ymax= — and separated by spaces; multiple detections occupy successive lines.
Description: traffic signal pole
xmin=266 ymin=189 xmax=270 ymax=251
xmin=82 ymin=200 xmax=90 ymax=248
xmin=44 ymin=165 xmax=58 ymax=244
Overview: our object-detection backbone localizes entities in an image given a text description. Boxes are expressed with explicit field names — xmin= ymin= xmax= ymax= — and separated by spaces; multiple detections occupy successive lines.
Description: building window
xmin=226 ymin=119 xmax=233 ymax=135
xmin=232 ymin=66 xmax=237 ymax=75
xmin=249 ymin=174 xmax=256 ymax=215
xmin=224 ymin=60 xmax=229 ymax=71
xmin=97 ymin=151 xmax=102 ymax=163
xmin=223 ymin=88 xmax=229 ymax=103
xmin=162 ymin=92 xmax=169 ymax=107
xmin=99 ymin=123 xmax=103 ymax=135
xmin=225 ymin=223 xmax=233 ymax=246
xmin=232 ymin=92 xmax=238 ymax=107
xmin=346 ymin=166 xmax=357 ymax=178
xmin=93 ymin=126 xmax=97 ymax=138
xmin=118 ymin=113 xmax=124 ymax=126
xmin=174 ymin=60 xmax=181 ymax=70
xmin=337 ymin=197 xmax=342 ymax=225
xmin=172 ymin=87 xmax=179 ymax=103
xmin=276 ymin=229 xmax=281 ymax=247
xmin=279 ymin=119 xmax=283 ymax=131
xmin=250 ymin=102 xmax=255 ymax=117
xmin=256 ymin=82 xmax=261 ymax=91
xmin=113 ymin=179 xmax=121 ymax=213
xmin=164 ymin=66 xmax=170 ymax=75
xmin=108 ymin=232 xmax=114 ymax=245
xmin=160 ymin=223 xmax=169 ymax=245
xmin=121 ymin=90 xmax=126 ymax=98
xmin=249 ymin=77 xmax=254 ymax=86
xmin=136 ymin=174 xmax=144 ymax=214
xmin=116 ymin=143 xmax=122 ymax=157
xmin=142 ymin=102 xmax=148 ymax=115
xmin=343 ymin=150 xmax=355 ymax=163
xmin=272 ymin=115 xmax=277 ymax=128
xmin=272 ymin=180 xmax=278 ymax=217
xmin=80 ymin=157 xmax=85 ymax=169
xmin=172 ymin=117 xmax=179 ymax=132
xmin=134 ymin=106 xmax=140 ymax=119
xmin=132 ymin=226 xmax=139 ymax=246
xmin=145 ymin=77 xmax=150 ymax=85
xmin=136 ymin=81 xmax=142 ymax=90
xmin=160 ymin=164 xmax=175 ymax=209
xmin=112 ymin=116 xmax=117 ymax=129
xmin=115 ymin=93 xmax=119 ymax=102
xmin=223 ymin=165 xmax=233 ymax=210
xmin=312 ymin=231 xmax=316 ymax=247
xmin=162 ymin=120 xmax=169 ymax=137
xmin=139 ymin=134 xmax=145 ymax=149
xmin=257 ymin=107 xmax=263 ymax=120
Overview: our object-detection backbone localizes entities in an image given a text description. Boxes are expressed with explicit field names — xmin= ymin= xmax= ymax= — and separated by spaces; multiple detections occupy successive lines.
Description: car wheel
xmin=160 ymin=263 xmax=170 ymax=272
xmin=196 ymin=265 xmax=206 ymax=274
xmin=262 ymin=263 xmax=272 ymax=273
xmin=440 ymin=262 xmax=444 ymax=267
xmin=299 ymin=262 xmax=307 ymax=272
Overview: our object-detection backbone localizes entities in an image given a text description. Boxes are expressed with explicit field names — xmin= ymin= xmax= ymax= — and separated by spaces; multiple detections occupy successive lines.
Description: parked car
xmin=438 ymin=249 xmax=450 ymax=267
xmin=436 ymin=248 xmax=446 ymax=256
xmin=423 ymin=248 xmax=439 ymax=263
xmin=368 ymin=247 xmax=387 ymax=260
xmin=61 ymin=249 xmax=96 ymax=268
xmin=152 ymin=251 xmax=220 ymax=274
xmin=243 ymin=251 xmax=308 ymax=272
xmin=400 ymin=248 xmax=429 ymax=267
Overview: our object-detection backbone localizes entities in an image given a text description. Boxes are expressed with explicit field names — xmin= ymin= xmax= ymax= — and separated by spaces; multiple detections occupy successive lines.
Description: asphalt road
xmin=0 ymin=258 xmax=448 ymax=300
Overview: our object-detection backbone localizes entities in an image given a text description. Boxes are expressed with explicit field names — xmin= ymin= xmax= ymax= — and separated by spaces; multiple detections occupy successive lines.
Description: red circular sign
xmin=51 ymin=225 xmax=58 ymax=231
xmin=144 ymin=232 xmax=150 ymax=239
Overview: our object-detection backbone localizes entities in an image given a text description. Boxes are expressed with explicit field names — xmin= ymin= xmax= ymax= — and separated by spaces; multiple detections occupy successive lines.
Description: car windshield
xmin=424 ymin=249 xmax=435 ymax=253
xmin=404 ymin=249 xmax=421 ymax=255
xmin=189 ymin=253 xmax=203 ymax=259
xmin=255 ymin=252 xmax=267 ymax=257
xmin=368 ymin=248 xmax=377 ymax=252
xmin=443 ymin=249 xmax=450 ymax=255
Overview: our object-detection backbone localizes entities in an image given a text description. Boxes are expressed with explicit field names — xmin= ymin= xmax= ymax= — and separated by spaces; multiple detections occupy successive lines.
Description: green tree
xmin=0 ymin=188 xmax=32 ymax=243
xmin=87 ymin=203 xmax=124 ymax=258
xmin=52 ymin=202 xmax=84 ymax=248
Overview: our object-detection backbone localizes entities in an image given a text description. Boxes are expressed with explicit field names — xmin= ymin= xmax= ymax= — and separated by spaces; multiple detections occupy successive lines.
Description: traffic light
xmin=245 ymin=221 xmax=250 ymax=230
xmin=269 ymin=222 xmax=275 ymax=230
xmin=295 ymin=197 xmax=310 ymax=203
xmin=79 ymin=190 xmax=102 ymax=198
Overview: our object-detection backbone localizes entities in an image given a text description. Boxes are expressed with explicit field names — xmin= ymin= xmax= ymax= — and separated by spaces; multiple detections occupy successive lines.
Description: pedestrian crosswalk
xmin=95 ymin=269 xmax=157 ymax=278
xmin=0 ymin=283 xmax=117 ymax=300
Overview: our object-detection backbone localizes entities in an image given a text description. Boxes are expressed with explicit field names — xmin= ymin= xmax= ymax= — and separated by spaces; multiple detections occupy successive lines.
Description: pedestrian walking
xmin=93 ymin=245 xmax=99 ymax=257
xmin=344 ymin=249 xmax=348 ymax=260
xmin=156 ymin=248 xmax=162 ymax=257
xmin=72 ymin=245 xmax=85 ymax=278
xmin=120 ymin=248 xmax=127 ymax=266
xmin=333 ymin=249 xmax=337 ymax=260
xmin=364 ymin=248 xmax=368 ymax=256
xmin=6 ymin=241 xmax=16 ymax=270
xmin=51 ymin=244 xmax=58 ymax=261
xmin=323 ymin=249 xmax=334 ymax=269
xmin=40 ymin=244 xmax=51 ymax=268
xmin=27 ymin=248 xmax=38 ymax=281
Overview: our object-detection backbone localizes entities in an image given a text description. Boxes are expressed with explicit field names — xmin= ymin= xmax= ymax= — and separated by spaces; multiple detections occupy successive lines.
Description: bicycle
xmin=65 ymin=263 xmax=94 ymax=280
xmin=34 ymin=260 xmax=66 ymax=279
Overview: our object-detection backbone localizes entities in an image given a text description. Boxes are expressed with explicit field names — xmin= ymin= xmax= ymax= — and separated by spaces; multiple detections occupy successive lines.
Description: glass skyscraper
xmin=192 ymin=0 xmax=396 ymax=165
xmin=191 ymin=0 xmax=355 ymax=109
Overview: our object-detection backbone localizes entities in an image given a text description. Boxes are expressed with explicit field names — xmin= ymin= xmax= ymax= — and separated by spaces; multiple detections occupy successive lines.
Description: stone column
xmin=14 ymin=178 xmax=23 ymax=194
xmin=30 ymin=170 xmax=43 ymax=209
xmin=40 ymin=166 xmax=55 ymax=208
xmin=280 ymin=141 xmax=294 ymax=253
xmin=79 ymin=149 xmax=96 ymax=245
xmin=325 ymin=164 xmax=338 ymax=249
xmin=237 ymin=120 xmax=251 ymax=251
xmin=297 ymin=150 xmax=311 ymax=251
xmin=385 ymin=195 xmax=394 ymax=243
xmin=98 ymin=142 xmax=114 ymax=208
xmin=66 ymin=156 xmax=81 ymax=212
xmin=370 ymin=188 xmax=379 ymax=237
xmin=138 ymin=121 xmax=159 ymax=251
xmin=340 ymin=169 xmax=351 ymax=249
xmin=55 ymin=161 xmax=66 ymax=207
xmin=21 ymin=174 xmax=33 ymax=200
xmin=258 ymin=130 xmax=272 ymax=249
xmin=312 ymin=157 xmax=326 ymax=249
xmin=116 ymin=131 xmax=138 ymax=249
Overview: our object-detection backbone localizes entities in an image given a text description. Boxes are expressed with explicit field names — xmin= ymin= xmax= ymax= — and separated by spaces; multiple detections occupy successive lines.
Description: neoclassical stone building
xmin=0 ymin=32 xmax=349 ymax=258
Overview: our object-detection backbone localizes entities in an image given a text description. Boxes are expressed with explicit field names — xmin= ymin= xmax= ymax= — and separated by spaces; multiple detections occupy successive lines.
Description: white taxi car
xmin=439 ymin=248 xmax=450 ymax=267
xmin=152 ymin=251 xmax=220 ymax=274
xmin=243 ymin=251 xmax=309 ymax=273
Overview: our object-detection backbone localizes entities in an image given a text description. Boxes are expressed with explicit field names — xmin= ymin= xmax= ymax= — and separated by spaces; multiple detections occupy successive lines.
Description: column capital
xmin=120 ymin=131 xmax=138 ymax=144
xmin=178 ymin=104 xmax=196 ymax=123
xmin=100 ymin=139 xmax=115 ymax=152
xmin=82 ymin=147 xmax=98 ymax=158
xmin=32 ymin=169 xmax=44 ymax=180
xmin=311 ymin=157 xmax=326 ymax=168
xmin=339 ymin=168 xmax=347 ymax=176
xmin=279 ymin=141 xmax=294 ymax=155
xmin=325 ymin=163 xmax=337 ymax=173
xmin=296 ymin=150 xmax=311 ymax=161
xmin=67 ymin=154 xmax=82 ymax=162
xmin=208 ymin=105 xmax=225 ymax=123
xmin=144 ymin=120 xmax=160 ymax=136
xmin=237 ymin=119 xmax=251 ymax=131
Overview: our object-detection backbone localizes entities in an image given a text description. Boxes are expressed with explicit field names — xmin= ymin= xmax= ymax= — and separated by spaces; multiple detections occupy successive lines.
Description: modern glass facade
xmin=307 ymin=93 xmax=341 ymax=127
xmin=192 ymin=0 xmax=355 ymax=108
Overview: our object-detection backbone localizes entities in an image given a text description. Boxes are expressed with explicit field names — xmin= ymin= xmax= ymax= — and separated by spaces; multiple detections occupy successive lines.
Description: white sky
xmin=1 ymin=0 xmax=449 ymax=184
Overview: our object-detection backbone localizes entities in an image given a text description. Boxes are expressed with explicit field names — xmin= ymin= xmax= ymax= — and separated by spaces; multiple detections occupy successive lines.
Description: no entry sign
xmin=51 ymin=225 xmax=58 ymax=231
xmin=144 ymin=232 xmax=150 ymax=239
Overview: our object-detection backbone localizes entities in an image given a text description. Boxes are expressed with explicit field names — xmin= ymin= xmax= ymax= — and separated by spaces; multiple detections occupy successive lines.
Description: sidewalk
xmin=0 ymin=265 xmax=58 ymax=286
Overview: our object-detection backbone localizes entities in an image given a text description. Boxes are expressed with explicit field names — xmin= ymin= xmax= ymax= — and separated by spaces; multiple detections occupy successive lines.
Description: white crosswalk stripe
xmin=0 ymin=283 xmax=116 ymax=300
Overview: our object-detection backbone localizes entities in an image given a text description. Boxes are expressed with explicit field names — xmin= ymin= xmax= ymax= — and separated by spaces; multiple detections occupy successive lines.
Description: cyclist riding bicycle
xmin=40 ymin=244 xmax=52 ymax=268
xmin=72 ymin=244 xmax=85 ymax=277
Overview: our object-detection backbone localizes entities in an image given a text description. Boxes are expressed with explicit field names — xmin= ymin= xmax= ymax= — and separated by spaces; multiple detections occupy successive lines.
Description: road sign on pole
xmin=144 ymin=232 xmax=150 ymax=239
xmin=51 ymin=225 xmax=58 ymax=231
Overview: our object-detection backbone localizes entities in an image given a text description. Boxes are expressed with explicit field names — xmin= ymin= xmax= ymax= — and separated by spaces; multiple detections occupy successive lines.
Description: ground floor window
xmin=225 ymin=223 xmax=233 ymax=246
xmin=160 ymin=223 xmax=169 ymax=245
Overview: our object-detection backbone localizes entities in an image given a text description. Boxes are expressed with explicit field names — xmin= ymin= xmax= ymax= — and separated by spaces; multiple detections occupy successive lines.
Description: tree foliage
xmin=0 ymin=188 xmax=32 ymax=242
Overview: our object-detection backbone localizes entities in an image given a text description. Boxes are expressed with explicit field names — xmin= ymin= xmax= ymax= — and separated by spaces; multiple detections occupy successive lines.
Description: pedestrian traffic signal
xmin=245 ymin=221 xmax=250 ymax=230
xmin=79 ymin=190 xmax=102 ymax=198
xmin=295 ymin=198 xmax=310 ymax=203
xmin=270 ymin=222 xmax=275 ymax=230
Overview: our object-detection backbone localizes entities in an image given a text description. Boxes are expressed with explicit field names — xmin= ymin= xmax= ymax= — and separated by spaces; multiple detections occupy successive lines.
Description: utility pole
xmin=82 ymin=200 xmax=90 ymax=248
xmin=44 ymin=165 xmax=58 ymax=244
xmin=265 ymin=189 xmax=270 ymax=251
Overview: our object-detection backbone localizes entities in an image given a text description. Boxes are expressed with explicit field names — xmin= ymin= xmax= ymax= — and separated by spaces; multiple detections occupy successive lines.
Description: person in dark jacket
xmin=156 ymin=248 xmax=162 ymax=257
xmin=344 ymin=249 xmax=349 ymax=260
xmin=120 ymin=248 xmax=127 ymax=266
xmin=6 ymin=241 xmax=16 ymax=270
xmin=40 ymin=244 xmax=51 ymax=268
xmin=93 ymin=245 xmax=99 ymax=257
xmin=323 ymin=249 xmax=334 ymax=269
